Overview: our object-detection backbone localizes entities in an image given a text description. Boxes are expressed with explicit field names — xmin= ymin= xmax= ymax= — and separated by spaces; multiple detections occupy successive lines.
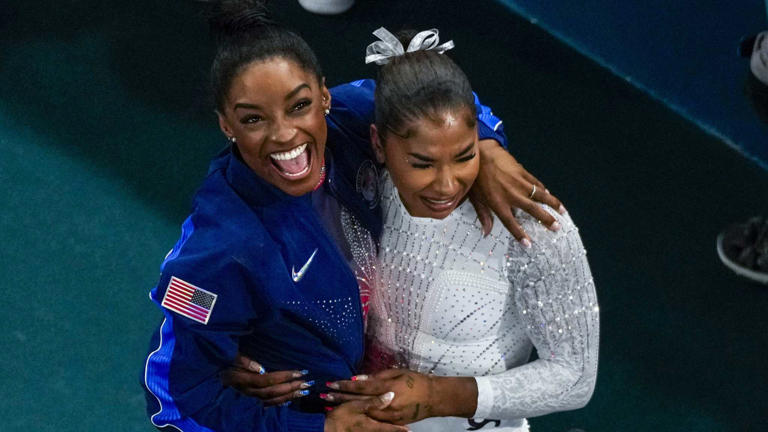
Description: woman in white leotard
xmin=326 ymin=28 xmax=599 ymax=432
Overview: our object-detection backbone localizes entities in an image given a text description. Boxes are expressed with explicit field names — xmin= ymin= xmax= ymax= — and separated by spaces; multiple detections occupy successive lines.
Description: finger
xmin=537 ymin=190 xmax=565 ymax=215
xmin=367 ymin=391 xmax=396 ymax=411
xmin=521 ymin=170 xmax=544 ymax=191
xmin=222 ymin=369 xmax=308 ymax=396
xmin=251 ymin=379 xmax=312 ymax=400
xmin=469 ymin=194 xmax=493 ymax=236
xmin=521 ymin=173 xmax=565 ymax=214
xmin=233 ymin=352 xmax=266 ymax=374
xmin=261 ymin=388 xmax=311 ymax=406
xmin=226 ymin=369 xmax=306 ymax=388
xmin=327 ymin=379 xmax=387 ymax=395
xmin=520 ymin=200 xmax=560 ymax=232
xmin=490 ymin=201 xmax=530 ymax=246
xmin=320 ymin=392 xmax=372 ymax=403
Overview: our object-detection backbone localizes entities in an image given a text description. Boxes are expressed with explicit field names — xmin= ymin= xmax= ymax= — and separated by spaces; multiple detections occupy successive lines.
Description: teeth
xmin=283 ymin=165 xmax=310 ymax=177
xmin=270 ymin=143 xmax=307 ymax=161
xmin=426 ymin=198 xmax=452 ymax=204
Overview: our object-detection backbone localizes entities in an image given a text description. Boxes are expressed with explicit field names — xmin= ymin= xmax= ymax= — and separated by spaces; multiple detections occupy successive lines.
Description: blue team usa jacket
xmin=142 ymin=79 xmax=507 ymax=432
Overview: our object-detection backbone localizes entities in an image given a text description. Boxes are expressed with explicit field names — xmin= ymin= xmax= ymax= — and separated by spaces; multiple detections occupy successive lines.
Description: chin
xmin=274 ymin=168 xmax=322 ymax=196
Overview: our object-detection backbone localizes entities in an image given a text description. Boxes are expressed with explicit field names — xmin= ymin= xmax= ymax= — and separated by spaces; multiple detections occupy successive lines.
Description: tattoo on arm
xmin=411 ymin=403 xmax=420 ymax=421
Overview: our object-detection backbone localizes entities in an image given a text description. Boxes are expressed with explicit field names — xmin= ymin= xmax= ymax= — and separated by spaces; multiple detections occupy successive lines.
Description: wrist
xmin=429 ymin=376 xmax=478 ymax=418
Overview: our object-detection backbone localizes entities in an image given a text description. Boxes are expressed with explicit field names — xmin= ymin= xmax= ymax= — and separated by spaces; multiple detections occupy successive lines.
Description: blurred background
xmin=1 ymin=0 xmax=767 ymax=430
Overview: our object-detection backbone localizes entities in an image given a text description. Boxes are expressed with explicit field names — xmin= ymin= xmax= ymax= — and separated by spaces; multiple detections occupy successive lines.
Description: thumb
xmin=371 ymin=391 xmax=395 ymax=410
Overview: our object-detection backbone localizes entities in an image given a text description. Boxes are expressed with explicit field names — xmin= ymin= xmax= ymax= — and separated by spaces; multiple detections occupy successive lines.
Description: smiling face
xmin=373 ymin=109 xmax=479 ymax=219
xmin=751 ymin=31 xmax=768 ymax=85
xmin=217 ymin=57 xmax=330 ymax=196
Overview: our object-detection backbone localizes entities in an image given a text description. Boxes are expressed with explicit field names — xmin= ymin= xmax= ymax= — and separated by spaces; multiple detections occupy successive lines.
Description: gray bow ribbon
xmin=365 ymin=27 xmax=455 ymax=65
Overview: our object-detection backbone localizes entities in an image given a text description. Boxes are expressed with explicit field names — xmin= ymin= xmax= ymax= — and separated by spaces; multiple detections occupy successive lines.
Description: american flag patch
xmin=161 ymin=276 xmax=217 ymax=324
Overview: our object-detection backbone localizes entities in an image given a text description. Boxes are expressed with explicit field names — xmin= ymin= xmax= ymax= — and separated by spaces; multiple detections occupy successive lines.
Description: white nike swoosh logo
xmin=292 ymin=248 xmax=318 ymax=283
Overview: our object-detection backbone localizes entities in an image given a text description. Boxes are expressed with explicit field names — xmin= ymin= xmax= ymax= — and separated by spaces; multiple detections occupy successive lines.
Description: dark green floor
xmin=1 ymin=1 xmax=767 ymax=431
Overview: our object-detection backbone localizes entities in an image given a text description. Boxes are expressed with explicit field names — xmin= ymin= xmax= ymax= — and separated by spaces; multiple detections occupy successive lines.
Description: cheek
xmin=305 ymin=108 xmax=327 ymax=133
xmin=390 ymin=167 xmax=433 ymax=196
xmin=236 ymin=133 xmax=267 ymax=158
xmin=462 ymin=158 xmax=481 ymax=185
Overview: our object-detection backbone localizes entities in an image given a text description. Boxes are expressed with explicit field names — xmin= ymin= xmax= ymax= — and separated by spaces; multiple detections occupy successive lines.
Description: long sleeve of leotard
xmin=474 ymin=208 xmax=599 ymax=420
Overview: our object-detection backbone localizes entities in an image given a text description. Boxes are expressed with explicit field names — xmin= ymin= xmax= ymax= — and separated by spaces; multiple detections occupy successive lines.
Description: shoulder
xmin=505 ymin=206 xmax=587 ymax=273
xmin=327 ymin=79 xmax=375 ymax=132
xmin=329 ymin=79 xmax=375 ymax=101
xmin=169 ymin=173 xmax=275 ymax=281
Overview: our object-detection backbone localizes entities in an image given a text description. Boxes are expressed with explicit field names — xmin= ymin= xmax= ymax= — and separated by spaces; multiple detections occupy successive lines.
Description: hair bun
xmin=208 ymin=0 xmax=273 ymax=42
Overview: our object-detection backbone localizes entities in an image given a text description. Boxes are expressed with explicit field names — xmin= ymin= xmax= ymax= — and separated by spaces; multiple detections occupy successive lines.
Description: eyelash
xmin=292 ymin=99 xmax=311 ymax=112
xmin=239 ymin=99 xmax=312 ymax=124
xmin=410 ymin=153 xmax=476 ymax=169
xmin=411 ymin=163 xmax=432 ymax=169
xmin=242 ymin=115 xmax=262 ymax=124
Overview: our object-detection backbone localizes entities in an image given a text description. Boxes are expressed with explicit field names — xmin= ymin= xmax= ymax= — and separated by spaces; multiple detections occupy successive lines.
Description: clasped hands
xmin=223 ymin=352 xmax=478 ymax=431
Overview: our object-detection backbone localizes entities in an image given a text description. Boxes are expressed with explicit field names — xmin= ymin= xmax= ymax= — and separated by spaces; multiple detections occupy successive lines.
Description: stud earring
xmin=323 ymin=97 xmax=330 ymax=116
xmin=228 ymin=136 xmax=237 ymax=144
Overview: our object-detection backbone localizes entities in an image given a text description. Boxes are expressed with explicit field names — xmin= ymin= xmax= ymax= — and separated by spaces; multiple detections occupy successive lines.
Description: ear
xmin=370 ymin=124 xmax=386 ymax=164
xmin=321 ymin=84 xmax=332 ymax=113
xmin=217 ymin=111 xmax=234 ymax=141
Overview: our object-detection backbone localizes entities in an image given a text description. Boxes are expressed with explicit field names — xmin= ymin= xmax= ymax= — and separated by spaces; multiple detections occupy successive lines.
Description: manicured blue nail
xmin=249 ymin=361 xmax=266 ymax=374
xmin=300 ymin=380 xmax=315 ymax=389
xmin=300 ymin=369 xmax=309 ymax=375
xmin=298 ymin=389 xmax=310 ymax=396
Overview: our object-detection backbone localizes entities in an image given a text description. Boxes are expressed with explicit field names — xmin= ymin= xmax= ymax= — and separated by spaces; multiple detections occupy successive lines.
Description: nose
xmin=269 ymin=115 xmax=297 ymax=145
xmin=432 ymin=167 xmax=458 ymax=197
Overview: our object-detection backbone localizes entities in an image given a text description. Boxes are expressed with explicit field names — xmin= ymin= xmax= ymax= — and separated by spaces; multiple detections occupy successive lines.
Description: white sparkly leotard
xmin=366 ymin=172 xmax=599 ymax=431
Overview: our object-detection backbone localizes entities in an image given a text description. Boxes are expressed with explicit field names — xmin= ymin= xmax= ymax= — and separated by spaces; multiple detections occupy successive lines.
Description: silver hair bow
xmin=365 ymin=27 xmax=455 ymax=65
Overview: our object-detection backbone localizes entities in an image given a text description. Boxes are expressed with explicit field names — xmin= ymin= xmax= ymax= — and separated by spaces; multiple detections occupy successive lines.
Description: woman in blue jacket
xmin=142 ymin=1 xmax=564 ymax=431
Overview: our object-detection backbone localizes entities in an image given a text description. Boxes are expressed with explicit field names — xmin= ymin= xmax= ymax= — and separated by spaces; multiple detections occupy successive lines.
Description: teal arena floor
xmin=1 ymin=1 xmax=767 ymax=431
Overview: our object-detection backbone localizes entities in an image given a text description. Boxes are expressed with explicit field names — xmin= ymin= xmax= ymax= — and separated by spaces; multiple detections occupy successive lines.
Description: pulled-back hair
xmin=374 ymin=30 xmax=476 ymax=141
xmin=208 ymin=0 xmax=323 ymax=112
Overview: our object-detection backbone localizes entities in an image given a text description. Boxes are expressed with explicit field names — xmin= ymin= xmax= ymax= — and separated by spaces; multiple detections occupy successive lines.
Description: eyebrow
xmin=285 ymin=83 xmax=310 ymax=101
xmin=407 ymin=141 xmax=475 ymax=162
xmin=233 ymin=83 xmax=311 ymax=111
xmin=453 ymin=141 xmax=475 ymax=158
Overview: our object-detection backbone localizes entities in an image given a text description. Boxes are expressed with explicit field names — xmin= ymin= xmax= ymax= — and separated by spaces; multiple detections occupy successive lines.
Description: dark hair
xmin=374 ymin=30 xmax=476 ymax=141
xmin=208 ymin=0 xmax=323 ymax=112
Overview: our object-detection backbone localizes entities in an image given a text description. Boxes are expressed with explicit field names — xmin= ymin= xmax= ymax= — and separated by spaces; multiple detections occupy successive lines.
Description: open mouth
xmin=269 ymin=143 xmax=312 ymax=180
xmin=420 ymin=194 xmax=460 ymax=215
